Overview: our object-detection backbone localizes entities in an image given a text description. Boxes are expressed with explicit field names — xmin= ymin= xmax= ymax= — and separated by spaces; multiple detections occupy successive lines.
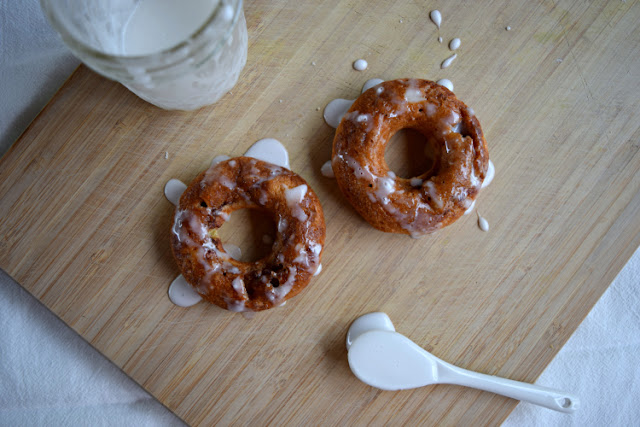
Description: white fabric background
xmin=1 ymin=1 xmax=638 ymax=425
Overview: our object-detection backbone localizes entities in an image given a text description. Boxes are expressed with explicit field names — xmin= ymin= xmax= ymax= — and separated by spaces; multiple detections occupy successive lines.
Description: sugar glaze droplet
xmin=430 ymin=10 xmax=442 ymax=29
xmin=436 ymin=79 xmax=453 ymax=91
xmin=244 ymin=138 xmax=290 ymax=169
xmin=353 ymin=59 xmax=368 ymax=71
xmin=168 ymin=275 xmax=202 ymax=307
xmin=321 ymin=160 xmax=335 ymax=178
xmin=164 ymin=179 xmax=187 ymax=206
xmin=441 ymin=54 xmax=457 ymax=69
xmin=477 ymin=212 xmax=490 ymax=232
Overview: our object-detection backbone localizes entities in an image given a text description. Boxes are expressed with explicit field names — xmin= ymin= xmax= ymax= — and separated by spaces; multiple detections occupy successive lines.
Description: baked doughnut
xmin=332 ymin=78 xmax=489 ymax=237
xmin=171 ymin=157 xmax=325 ymax=312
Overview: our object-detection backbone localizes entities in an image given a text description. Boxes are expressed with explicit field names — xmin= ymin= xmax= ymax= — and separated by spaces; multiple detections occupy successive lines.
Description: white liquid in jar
xmin=122 ymin=0 xmax=248 ymax=110
xmin=123 ymin=0 xmax=220 ymax=55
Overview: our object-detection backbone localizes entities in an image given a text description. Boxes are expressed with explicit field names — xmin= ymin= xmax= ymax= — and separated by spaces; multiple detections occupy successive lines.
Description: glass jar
xmin=40 ymin=0 xmax=248 ymax=110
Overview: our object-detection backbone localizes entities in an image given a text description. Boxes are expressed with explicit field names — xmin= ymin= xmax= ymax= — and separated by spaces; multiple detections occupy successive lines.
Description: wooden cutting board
xmin=2 ymin=0 xmax=639 ymax=424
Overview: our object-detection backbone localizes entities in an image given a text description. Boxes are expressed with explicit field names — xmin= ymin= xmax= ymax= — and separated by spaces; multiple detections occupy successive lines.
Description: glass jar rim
xmin=40 ymin=0 xmax=240 ymax=62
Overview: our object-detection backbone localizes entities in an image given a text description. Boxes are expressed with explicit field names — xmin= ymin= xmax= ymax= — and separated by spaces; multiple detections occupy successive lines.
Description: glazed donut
xmin=332 ymin=78 xmax=489 ymax=237
xmin=171 ymin=157 xmax=325 ymax=312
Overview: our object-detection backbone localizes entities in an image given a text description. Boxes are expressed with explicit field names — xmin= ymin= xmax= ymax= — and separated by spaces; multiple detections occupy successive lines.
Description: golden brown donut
xmin=171 ymin=157 xmax=325 ymax=312
xmin=332 ymin=78 xmax=489 ymax=237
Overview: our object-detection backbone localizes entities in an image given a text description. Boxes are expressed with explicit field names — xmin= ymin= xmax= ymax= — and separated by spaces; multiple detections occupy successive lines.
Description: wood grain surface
xmin=2 ymin=0 xmax=640 ymax=424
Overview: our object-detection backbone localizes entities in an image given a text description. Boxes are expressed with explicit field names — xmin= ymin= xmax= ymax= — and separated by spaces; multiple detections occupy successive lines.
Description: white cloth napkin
xmin=0 ymin=270 xmax=183 ymax=426
xmin=503 ymin=246 xmax=640 ymax=426
xmin=1 ymin=0 xmax=638 ymax=425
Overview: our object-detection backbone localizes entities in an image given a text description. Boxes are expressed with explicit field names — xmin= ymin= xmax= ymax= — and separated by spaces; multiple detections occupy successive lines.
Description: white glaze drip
xmin=293 ymin=242 xmax=322 ymax=272
xmin=436 ymin=79 xmax=454 ymax=91
xmin=424 ymin=180 xmax=443 ymax=209
xmin=321 ymin=160 xmax=335 ymax=178
xmin=353 ymin=59 xmax=368 ymax=71
xmin=168 ymin=275 xmax=202 ymax=307
xmin=323 ymin=98 xmax=355 ymax=128
xmin=341 ymin=111 xmax=374 ymax=132
xmin=482 ymin=160 xmax=495 ymax=189
xmin=405 ymin=87 xmax=426 ymax=103
xmin=164 ymin=179 xmax=187 ymax=206
xmin=211 ymin=154 xmax=231 ymax=167
xmin=324 ymin=78 xmax=386 ymax=129
xmin=285 ymin=184 xmax=308 ymax=222
xmin=231 ymin=276 xmax=245 ymax=296
xmin=244 ymin=138 xmax=290 ymax=169
xmin=314 ymin=263 xmax=323 ymax=276
xmin=273 ymin=266 xmax=297 ymax=301
xmin=430 ymin=10 xmax=442 ymax=29
xmin=441 ymin=54 xmax=457 ymax=69
xmin=339 ymin=154 xmax=375 ymax=181
xmin=449 ymin=38 xmax=461 ymax=50
xmin=225 ymin=298 xmax=247 ymax=312
xmin=438 ymin=36 xmax=443 ymax=43
xmin=277 ymin=217 xmax=288 ymax=234
xmin=477 ymin=212 xmax=489 ymax=232
xmin=464 ymin=199 xmax=476 ymax=215
xmin=374 ymin=176 xmax=396 ymax=204
xmin=362 ymin=78 xmax=384 ymax=92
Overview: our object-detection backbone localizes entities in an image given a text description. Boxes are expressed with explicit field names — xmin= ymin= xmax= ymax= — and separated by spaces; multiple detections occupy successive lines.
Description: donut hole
xmin=385 ymin=128 xmax=437 ymax=179
xmin=218 ymin=208 xmax=276 ymax=263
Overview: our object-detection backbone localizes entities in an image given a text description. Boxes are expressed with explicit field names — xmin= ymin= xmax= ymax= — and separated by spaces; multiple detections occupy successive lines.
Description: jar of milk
xmin=40 ymin=0 xmax=248 ymax=110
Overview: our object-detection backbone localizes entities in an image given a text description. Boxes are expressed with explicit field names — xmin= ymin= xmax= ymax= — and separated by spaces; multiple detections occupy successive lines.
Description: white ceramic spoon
xmin=346 ymin=317 xmax=579 ymax=413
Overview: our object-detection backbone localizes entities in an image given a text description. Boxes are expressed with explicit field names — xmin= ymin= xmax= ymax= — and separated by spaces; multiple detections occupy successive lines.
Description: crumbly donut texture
xmin=171 ymin=157 xmax=325 ymax=312
xmin=332 ymin=78 xmax=489 ymax=237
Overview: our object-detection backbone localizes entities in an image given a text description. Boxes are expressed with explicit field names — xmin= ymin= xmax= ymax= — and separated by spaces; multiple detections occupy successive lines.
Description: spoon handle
xmin=439 ymin=363 xmax=579 ymax=413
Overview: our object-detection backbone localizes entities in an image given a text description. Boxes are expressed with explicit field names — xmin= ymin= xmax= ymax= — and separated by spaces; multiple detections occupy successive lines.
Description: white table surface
xmin=1 ymin=1 xmax=639 ymax=425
